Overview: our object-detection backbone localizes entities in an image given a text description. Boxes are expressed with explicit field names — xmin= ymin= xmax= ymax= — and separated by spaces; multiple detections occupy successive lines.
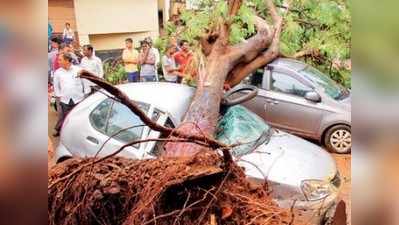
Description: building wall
xmin=74 ymin=0 xmax=159 ymax=50
xmin=48 ymin=0 xmax=77 ymax=33
xmin=89 ymin=31 xmax=158 ymax=51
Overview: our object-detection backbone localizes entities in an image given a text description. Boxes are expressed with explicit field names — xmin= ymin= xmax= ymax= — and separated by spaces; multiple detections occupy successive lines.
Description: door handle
xmin=86 ymin=136 xmax=99 ymax=145
xmin=266 ymin=99 xmax=279 ymax=105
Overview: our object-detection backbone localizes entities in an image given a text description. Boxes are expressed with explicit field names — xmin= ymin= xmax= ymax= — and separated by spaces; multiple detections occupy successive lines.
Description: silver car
xmin=242 ymin=58 xmax=351 ymax=154
xmin=55 ymin=82 xmax=341 ymax=225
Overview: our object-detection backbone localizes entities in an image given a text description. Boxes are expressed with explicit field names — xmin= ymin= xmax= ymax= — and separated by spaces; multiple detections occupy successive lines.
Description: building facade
xmin=49 ymin=0 xmax=167 ymax=51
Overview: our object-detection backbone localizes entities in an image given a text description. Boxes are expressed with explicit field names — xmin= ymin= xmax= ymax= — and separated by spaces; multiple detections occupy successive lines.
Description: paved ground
xmin=48 ymin=104 xmax=351 ymax=224
xmin=332 ymin=153 xmax=351 ymax=225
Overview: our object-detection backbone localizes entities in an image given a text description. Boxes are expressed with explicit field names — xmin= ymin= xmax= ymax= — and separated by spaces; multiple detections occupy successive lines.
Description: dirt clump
xmin=48 ymin=151 xmax=291 ymax=225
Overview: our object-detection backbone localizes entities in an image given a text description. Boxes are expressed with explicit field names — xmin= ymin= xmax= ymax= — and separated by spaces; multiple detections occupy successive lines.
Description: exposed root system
xmin=48 ymin=152 xmax=291 ymax=225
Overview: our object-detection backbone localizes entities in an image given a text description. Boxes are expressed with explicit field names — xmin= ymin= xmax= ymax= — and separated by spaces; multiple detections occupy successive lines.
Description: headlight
xmin=301 ymin=179 xmax=336 ymax=201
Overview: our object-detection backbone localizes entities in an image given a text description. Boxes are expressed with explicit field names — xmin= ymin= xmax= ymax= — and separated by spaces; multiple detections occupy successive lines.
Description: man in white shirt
xmin=53 ymin=52 xmax=90 ymax=136
xmin=80 ymin=44 xmax=103 ymax=93
xmin=162 ymin=44 xmax=182 ymax=82
xmin=62 ymin=22 xmax=74 ymax=44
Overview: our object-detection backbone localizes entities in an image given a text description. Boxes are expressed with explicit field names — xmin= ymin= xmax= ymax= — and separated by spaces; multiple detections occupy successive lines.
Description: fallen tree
xmin=49 ymin=0 xmax=350 ymax=224
xmin=163 ymin=0 xmax=285 ymax=157
xmin=48 ymin=72 xmax=296 ymax=225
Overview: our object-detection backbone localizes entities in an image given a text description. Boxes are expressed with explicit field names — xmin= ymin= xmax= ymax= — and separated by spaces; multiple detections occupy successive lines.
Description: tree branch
xmin=227 ymin=16 xmax=273 ymax=63
xmin=265 ymin=0 xmax=279 ymax=22
xmin=226 ymin=0 xmax=281 ymax=65
xmin=79 ymin=71 xmax=227 ymax=149
xmin=228 ymin=0 xmax=243 ymax=17
xmin=226 ymin=15 xmax=283 ymax=87
xmin=199 ymin=34 xmax=213 ymax=56
xmin=225 ymin=0 xmax=293 ymax=86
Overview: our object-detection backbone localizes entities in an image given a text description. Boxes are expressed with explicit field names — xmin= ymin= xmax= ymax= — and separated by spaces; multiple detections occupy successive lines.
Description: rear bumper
xmin=53 ymin=142 xmax=73 ymax=164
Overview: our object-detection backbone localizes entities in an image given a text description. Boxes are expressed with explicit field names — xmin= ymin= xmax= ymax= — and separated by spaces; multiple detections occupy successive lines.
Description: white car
xmin=55 ymin=82 xmax=341 ymax=225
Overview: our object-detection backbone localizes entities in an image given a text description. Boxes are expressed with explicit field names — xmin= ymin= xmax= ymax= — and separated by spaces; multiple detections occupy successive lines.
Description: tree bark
xmin=164 ymin=26 xmax=234 ymax=157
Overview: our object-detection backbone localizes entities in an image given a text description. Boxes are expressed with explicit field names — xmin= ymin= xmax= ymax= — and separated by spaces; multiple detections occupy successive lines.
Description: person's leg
xmin=176 ymin=76 xmax=183 ymax=84
xmin=53 ymin=102 xmax=67 ymax=136
xmin=142 ymin=75 xmax=156 ymax=82
xmin=65 ymin=38 xmax=72 ymax=45
xmin=132 ymin=71 xmax=140 ymax=82
xmin=127 ymin=72 xmax=133 ymax=82
xmin=53 ymin=100 xmax=76 ymax=136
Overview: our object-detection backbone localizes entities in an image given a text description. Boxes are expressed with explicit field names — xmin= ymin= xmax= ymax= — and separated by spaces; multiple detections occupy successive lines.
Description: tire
xmin=324 ymin=125 xmax=351 ymax=154
xmin=56 ymin=156 xmax=72 ymax=164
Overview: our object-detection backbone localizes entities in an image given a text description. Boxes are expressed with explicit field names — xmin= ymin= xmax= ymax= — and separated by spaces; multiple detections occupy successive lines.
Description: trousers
xmin=54 ymin=99 xmax=76 ymax=132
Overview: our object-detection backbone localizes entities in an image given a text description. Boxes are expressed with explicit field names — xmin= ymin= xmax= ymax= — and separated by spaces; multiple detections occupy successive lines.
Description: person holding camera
xmin=139 ymin=40 xmax=157 ymax=82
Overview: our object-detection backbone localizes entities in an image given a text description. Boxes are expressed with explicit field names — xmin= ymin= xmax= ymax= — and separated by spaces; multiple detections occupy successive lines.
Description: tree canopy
xmin=155 ymin=0 xmax=351 ymax=87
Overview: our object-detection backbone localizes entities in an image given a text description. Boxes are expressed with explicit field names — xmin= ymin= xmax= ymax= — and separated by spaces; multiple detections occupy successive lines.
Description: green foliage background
xmin=156 ymin=0 xmax=351 ymax=88
xmin=104 ymin=62 xmax=127 ymax=85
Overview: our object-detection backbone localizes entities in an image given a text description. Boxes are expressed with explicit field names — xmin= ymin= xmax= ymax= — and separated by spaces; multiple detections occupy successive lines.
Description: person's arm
xmin=71 ymin=53 xmax=79 ymax=65
xmin=70 ymin=29 xmax=74 ymax=39
xmin=62 ymin=29 xmax=66 ymax=39
xmin=162 ymin=57 xmax=175 ymax=73
xmin=78 ymin=69 xmax=92 ymax=95
xmin=164 ymin=63 xmax=174 ymax=73
xmin=53 ymin=71 xmax=62 ymax=98
xmin=97 ymin=58 xmax=104 ymax=78
xmin=139 ymin=49 xmax=150 ymax=65
xmin=144 ymin=51 xmax=156 ymax=65
xmin=153 ymin=48 xmax=160 ymax=65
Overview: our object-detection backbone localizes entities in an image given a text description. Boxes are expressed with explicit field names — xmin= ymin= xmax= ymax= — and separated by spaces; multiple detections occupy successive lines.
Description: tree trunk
xmin=163 ymin=0 xmax=283 ymax=157
xmin=164 ymin=48 xmax=232 ymax=157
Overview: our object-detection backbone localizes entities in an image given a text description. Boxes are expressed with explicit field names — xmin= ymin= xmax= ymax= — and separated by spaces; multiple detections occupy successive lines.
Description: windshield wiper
xmin=251 ymin=128 xmax=273 ymax=149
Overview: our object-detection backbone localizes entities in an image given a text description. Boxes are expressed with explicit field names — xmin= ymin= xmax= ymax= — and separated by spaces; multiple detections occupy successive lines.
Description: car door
xmin=261 ymin=69 xmax=324 ymax=138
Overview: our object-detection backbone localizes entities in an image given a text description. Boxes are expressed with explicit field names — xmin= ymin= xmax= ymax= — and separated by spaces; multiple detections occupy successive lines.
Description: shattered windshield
xmin=216 ymin=105 xmax=271 ymax=156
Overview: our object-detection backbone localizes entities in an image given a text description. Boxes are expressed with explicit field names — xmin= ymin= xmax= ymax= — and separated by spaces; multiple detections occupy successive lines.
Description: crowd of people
xmin=121 ymin=37 xmax=193 ymax=84
xmin=48 ymin=22 xmax=195 ymax=137
xmin=48 ymin=23 xmax=104 ymax=137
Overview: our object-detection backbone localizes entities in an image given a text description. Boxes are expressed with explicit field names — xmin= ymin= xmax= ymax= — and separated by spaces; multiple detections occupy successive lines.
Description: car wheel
xmin=56 ymin=156 xmax=72 ymax=164
xmin=324 ymin=125 xmax=351 ymax=154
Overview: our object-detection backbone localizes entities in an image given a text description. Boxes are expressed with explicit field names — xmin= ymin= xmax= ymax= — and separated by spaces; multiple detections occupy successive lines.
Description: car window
xmin=106 ymin=101 xmax=150 ymax=144
xmin=148 ymin=117 xmax=174 ymax=157
xmin=248 ymin=68 xmax=264 ymax=88
xmin=164 ymin=117 xmax=175 ymax=128
xmin=271 ymin=71 xmax=312 ymax=97
xmin=299 ymin=66 xmax=347 ymax=100
xmin=90 ymin=98 xmax=113 ymax=132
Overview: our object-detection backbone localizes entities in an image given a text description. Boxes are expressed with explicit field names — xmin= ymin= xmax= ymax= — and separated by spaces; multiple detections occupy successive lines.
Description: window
xmin=90 ymin=98 xmax=113 ymax=132
xmin=164 ymin=117 xmax=175 ymax=128
xmin=106 ymin=101 xmax=149 ymax=144
xmin=247 ymin=68 xmax=264 ymax=88
xmin=149 ymin=117 xmax=175 ymax=157
xmin=90 ymin=98 xmax=150 ymax=145
xmin=299 ymin=66 xmax=347 ymax=100
xmin=271 ymin=72 xmax=312 ymax=97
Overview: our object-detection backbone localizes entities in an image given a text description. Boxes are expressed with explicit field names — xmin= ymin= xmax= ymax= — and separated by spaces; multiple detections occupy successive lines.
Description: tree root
xmin=48 ymin=152 xmax=292 ymax=225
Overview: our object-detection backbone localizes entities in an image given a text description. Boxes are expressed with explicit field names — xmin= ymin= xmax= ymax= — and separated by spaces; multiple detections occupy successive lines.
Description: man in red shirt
xmin=173 ymin=40 xmax=192 ymax=83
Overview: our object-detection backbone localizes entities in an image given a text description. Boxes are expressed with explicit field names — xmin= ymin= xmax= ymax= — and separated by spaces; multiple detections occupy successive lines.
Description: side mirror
xmin=304 ymin=91 xmax=321 ymax=103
